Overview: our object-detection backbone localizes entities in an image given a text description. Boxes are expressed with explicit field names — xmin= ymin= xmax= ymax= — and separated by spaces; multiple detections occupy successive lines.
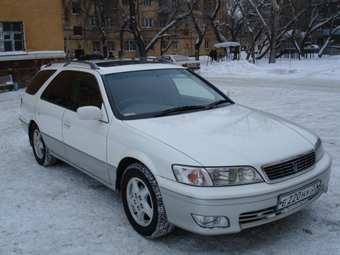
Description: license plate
xmin=277 ymin=180 xmax=321 ymax=210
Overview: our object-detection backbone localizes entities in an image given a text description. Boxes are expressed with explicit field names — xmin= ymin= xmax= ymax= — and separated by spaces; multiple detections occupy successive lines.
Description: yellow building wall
xmin=1 ymin=0 xmax=64 ymax=52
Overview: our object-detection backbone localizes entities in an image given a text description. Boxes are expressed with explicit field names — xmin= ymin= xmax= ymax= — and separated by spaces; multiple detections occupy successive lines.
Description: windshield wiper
xmin=154 ymin=105 xmax=206 ymax=117
xmin=205 ymin=99 xmax=231 ymax=110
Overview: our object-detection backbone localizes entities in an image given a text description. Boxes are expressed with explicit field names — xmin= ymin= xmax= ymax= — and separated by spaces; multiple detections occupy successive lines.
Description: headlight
xmin=172 ymin=165 xmax=263 ymax=186
xmin=315 ymin=137 xmax=324 ymax=162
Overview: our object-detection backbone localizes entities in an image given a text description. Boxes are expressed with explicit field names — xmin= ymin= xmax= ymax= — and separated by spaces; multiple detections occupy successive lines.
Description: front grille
xmin=262 ymin=151 xmax=315 ymax=181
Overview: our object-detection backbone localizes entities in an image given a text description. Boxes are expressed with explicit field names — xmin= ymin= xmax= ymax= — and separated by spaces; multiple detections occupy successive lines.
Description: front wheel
xmin=30 ymin=123 xmax=57 ymax=166
xmin=121 ymin=163 xmax=174 ymax=239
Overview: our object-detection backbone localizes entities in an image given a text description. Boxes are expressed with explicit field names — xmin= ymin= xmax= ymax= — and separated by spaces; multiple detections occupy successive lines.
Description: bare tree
xmin=187 ymin=1 xmax=207 ymax=60
xmin=128 ymin=0 xmax=196 ymax=57
xmin=225 ymin=0 xmax=245 ymax=42
xmin=298 ymin=0 xmax=339 ymax=57
xmin=318 ymin=4 xmax=340 ymax=57
xmin=205 ymin=0 xmax=228 ymax=43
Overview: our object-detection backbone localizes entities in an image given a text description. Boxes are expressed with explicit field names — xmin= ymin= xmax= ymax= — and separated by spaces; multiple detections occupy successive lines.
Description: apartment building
xmin=0 ymin=0 xmax=65 ymax=86
xmin=62 ymin=0 xmax=226 ymax=59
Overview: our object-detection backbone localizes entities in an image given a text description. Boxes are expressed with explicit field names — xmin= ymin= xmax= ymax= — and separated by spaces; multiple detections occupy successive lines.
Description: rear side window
xmin=41 ymin=71 xmax=76 ymax=108
xmin=25 ymin=70 xmax=57 ymax=95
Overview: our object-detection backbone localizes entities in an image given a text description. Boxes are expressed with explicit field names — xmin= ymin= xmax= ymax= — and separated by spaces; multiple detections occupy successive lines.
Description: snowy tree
xmin=187 ymin=1 xmax=207 ymax=60
xmin=205 ymin=0 xmax=228 ymax=43
xmin=318 ymin=4 xmax=340 ymax=57
xmin=297 ymin=0 xmax=340 ymax=58
xmin=225 ymin=0 xmax=245 ymax=42
xmin=128 ymin=0 xmax=196 ymax=57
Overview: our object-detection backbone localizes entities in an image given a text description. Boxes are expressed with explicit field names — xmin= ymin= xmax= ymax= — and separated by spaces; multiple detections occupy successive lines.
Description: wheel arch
xmin=28 ymin=120 xmax=38 ymax=147
xmin=115 ymin=155 xmax=159 ymax=192
xmin=115 ymin=157 xmax=140 ymax=192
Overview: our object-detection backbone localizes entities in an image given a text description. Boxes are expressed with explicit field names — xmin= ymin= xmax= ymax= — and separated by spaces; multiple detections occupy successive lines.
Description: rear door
xmin=36 ymin=71 xmax=77 ymax=159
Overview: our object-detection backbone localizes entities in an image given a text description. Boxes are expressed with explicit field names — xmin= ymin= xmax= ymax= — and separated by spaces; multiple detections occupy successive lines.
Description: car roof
xmin=41 ymin=59 xmax=183 ymax=75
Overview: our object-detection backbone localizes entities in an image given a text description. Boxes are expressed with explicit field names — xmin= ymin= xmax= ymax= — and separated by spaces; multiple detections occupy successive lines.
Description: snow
xmin=1 ymin=55 xmax=339 ymax=255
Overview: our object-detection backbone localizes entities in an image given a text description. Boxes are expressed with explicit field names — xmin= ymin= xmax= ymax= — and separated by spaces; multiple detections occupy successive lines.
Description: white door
xmin=62 ymin=71 xmax=111 ymax=183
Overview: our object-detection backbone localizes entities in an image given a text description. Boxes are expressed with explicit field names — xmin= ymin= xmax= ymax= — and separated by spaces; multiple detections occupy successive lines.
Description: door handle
xmin=63 ymin=122 xmax=71 ymax=128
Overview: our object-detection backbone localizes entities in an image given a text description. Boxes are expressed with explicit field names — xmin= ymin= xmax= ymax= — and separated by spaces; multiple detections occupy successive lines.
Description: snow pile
xmin=199 ymin=55 xmax=340 ymax=80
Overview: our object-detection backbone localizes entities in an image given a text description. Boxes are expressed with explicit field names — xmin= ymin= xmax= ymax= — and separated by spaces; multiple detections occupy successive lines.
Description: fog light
xmin=192 ymin=214 xmax=230 ymax=228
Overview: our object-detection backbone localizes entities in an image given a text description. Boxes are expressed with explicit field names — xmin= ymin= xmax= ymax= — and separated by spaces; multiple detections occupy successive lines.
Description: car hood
xmin=123 ymin=104 xmax=317 ymax=166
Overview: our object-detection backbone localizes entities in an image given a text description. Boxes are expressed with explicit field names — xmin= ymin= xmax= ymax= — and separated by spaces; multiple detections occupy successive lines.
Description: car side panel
xmin=62 ymin=109 xmax=110 ymax=183
xmin=35 ymin=99 xmax=66 ymax=159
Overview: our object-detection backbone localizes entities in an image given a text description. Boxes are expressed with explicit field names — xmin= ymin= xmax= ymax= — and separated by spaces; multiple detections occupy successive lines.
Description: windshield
xmin=173 ymin=55 xmax=190 ymax=61
xmin=104 ymin=69 xmax=232 ymax=120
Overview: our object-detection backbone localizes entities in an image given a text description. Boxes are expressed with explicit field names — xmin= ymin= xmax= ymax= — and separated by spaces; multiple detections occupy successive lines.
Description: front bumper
xmin=159 ymin=152 xmax=331 ymax=235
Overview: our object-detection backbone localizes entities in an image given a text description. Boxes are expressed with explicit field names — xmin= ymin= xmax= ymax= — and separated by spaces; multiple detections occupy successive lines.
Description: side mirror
xmin=77 ymin=106 xmax=103 ymax=120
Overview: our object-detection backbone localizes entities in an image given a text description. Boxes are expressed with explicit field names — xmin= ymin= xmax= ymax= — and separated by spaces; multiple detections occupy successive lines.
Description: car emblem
xmin=292 ymin=161 xmax=299 ymax=172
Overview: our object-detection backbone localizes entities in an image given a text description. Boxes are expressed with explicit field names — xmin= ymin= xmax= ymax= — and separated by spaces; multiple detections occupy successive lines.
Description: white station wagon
xmin=19 ymin=59 xmax=332 ymax=239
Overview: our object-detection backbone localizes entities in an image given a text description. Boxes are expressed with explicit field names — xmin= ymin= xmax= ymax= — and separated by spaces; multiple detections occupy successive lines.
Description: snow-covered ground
xmin=1 ymin=55 xmax=339 ymax=255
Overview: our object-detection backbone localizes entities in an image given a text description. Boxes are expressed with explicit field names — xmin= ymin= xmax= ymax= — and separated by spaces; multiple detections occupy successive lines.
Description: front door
xmin=62 ymin=71 xmax=110 ymax=183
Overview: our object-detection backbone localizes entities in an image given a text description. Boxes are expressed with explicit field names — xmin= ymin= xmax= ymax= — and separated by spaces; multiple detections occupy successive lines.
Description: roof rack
xmin=92 ymin=57 xmax=166 ymax=67
xmin=43 ymin=60 xmax=100 ymax=70
xmin=42 ymin=57 xmax=171 ymax=70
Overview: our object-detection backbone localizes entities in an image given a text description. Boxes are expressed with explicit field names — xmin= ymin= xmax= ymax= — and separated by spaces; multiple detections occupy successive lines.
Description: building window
xmin=205 ymin=40 xmax=210 ymax=49
xmin=124 ymin=40 xmax=136 ymax=51
xmin=141 ymin=0 xmax=152 ymax=6
xmin=74 ymin=26 xmax=82 ymax=36
xmin=142 ymin=18 xmax=153 ymax=28
xmin=171 ymin=0 xmax=177 ymax=8
xmin=93 ymin=41 xmax=100 ymax=52
xmin=0 ymin=21 xmax=25 ymax=52
xmin=159 ymin=18 xmax=166 ymax=28
xmin=91 ymin=16 xmax=98 ymax=27
xmin=72 ymin=2 xmax=81 ymax=15
xmin=145 ymin=41 xmax=154 ymax=51
xmin=107 ymin=41 xmax=115 ymax=52
xmin=173 ymin=40 xmax=178 ymax=50
xmin=104 ymin=0 xmax=118 ymax=8
xmin=161 ymin=41 xmax=167 ymax=51
xmin=106 ymin=17 xmax=114 ymax=27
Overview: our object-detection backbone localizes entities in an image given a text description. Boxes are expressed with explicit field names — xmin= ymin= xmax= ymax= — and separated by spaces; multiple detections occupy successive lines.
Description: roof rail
xmin=43 ymin=60 xmax=100 ymax=70
xmin=42 ymin=57 xmax=170 ymax=70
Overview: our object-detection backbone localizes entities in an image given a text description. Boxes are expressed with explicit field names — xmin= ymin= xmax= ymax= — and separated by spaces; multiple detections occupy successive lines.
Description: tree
xmin=225 ymin=0 xmax=245 ymax=42
xmin=128 ymin=0 xmax=197 ymax=57
xmin=187 ymin=1 xmax=208 ymax=60
xmin=205 ymin=0 xmax=228 ymax=43
xmin=318 ymin=4 xmax=340 ymax=57
xmin=298 ymin=0 xmax=339 ymax=57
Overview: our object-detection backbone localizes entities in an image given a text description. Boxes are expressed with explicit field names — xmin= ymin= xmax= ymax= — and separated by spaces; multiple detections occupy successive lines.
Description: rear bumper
xmin=159 ymin=152 xmax=331 ymax=235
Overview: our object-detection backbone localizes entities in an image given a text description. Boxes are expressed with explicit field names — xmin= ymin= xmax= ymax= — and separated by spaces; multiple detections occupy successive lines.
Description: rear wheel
xmin=121 ymin=163 xmax=174 ymax=239
xmin=30 ymin=123 xmax=57 ymax=166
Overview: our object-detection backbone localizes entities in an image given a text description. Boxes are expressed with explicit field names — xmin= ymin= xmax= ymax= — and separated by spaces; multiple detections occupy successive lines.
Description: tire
xmin=30 ymin=123 xmax=57 ymax=166
xmin=121 ymin=163 xmax=174 ymax=239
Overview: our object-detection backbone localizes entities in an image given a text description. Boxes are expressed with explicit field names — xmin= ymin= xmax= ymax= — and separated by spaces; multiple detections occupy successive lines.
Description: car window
xmin=41 ymin=71 xmax=76 ymax=108
xmin=25 ymin=69 xmax=57 ymax=95
xmin=105 ymin=69 xmax=224 ymax=119
xmin=164 ymin=56 xmax=172 ymax=62
xmin=173 ymin=55 xmax=190 ymax=61
xmin=69 ymin=72 xmax=103 ymax=111
xmin=41 ymin=71 xmax=102 ymax=111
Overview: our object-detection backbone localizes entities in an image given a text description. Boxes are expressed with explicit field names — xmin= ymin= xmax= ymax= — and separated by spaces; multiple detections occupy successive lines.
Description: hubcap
xmin=126 ymin=177 xmax=153 ymax=227
xmin=33 ymin=130 xmax=44 ymax=159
